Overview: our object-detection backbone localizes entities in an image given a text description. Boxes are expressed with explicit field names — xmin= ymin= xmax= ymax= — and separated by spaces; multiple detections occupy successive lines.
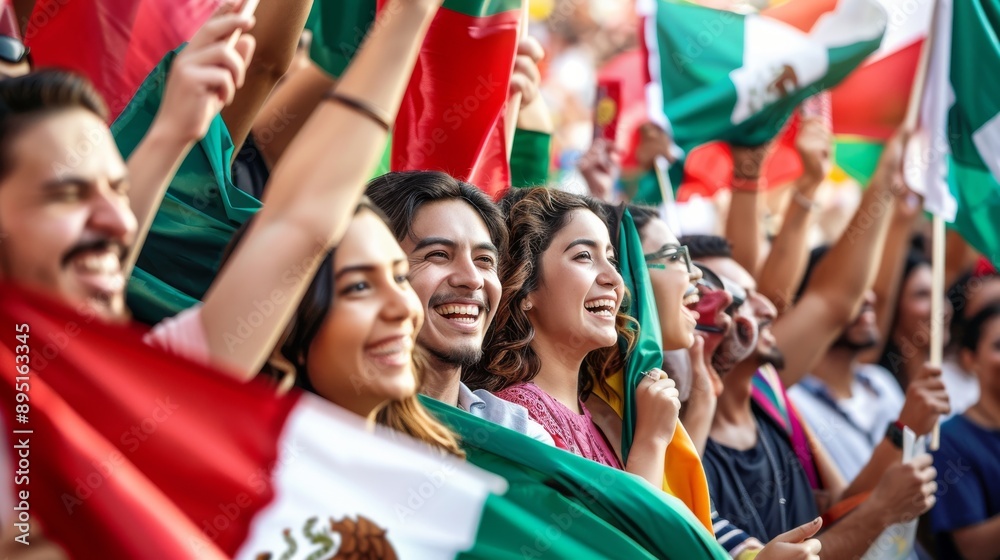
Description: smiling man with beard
xmin=789 ymin=246 xmax=951 ymax=485
xmin=365 ymin=171 xmax=552 ymax=443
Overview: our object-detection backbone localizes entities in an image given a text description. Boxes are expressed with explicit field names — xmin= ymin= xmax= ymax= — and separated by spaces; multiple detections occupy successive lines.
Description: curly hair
xmin=221 ymin=199 xmax=464 ymax=458
xmin=463 ymin=188 xmax=636 ymax=400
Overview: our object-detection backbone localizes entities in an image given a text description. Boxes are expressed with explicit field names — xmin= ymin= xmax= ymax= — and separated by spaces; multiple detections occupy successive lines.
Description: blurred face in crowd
xmin=639 ymin=216 xmax=702 ymax=350
xmin=836 ymin=289 xmax=879 ymax=351
xmin=526 ymin=209 xmax=624 ymax=355
xmin=962 ymin=314 xmax=1000 ymax=403
xmin=399 ymin=199 xmax=501 ymax=367
xmin=700 ymin=256 xmax=783 ymax=373
xmin=894 ymin=264 xmax=952 ymax=351
xmin=306 ymin=209 xmax=424 ymax=417
xmin=0 ymin=108 xmax=135 ymax=321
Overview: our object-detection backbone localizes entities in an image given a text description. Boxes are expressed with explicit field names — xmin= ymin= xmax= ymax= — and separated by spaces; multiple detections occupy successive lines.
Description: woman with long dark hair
xmin=465 ymin=188 xmax=678 ymax=486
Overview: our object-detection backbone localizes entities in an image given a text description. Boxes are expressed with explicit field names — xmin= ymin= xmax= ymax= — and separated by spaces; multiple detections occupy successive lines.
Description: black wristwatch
xmin=885 ymin=421 xmax=905 ymax=450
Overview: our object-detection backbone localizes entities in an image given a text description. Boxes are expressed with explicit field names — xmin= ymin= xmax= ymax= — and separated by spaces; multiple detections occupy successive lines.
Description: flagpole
xmin=653 ymin=156 xmax=683 ymax=235
xmin=903 ymin=0 xmax=942 ymax=451
xmin=505 ymin=2 xmax=530 ymax=156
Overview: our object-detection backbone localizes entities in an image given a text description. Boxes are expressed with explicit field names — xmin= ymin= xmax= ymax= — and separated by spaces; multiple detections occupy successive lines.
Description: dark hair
xmin=365 ymin=171 xmax=507 ymax=254
xmin=626 ymin=204 xmax=658 ymax=234
xmin=680 ymin=234 xmax=733 ymax=261
xmin=961 ymin=303 xmax=1000 ymax=353
xmin=464 ymin=188 xmax=635 ymax=399
xmin=221 ymin=198 xmax=464 ymax=457
xmin=0 ymin=70 xmax=108 ymax=180
xmin=947 ymin=269 xmax=1000 ymax=353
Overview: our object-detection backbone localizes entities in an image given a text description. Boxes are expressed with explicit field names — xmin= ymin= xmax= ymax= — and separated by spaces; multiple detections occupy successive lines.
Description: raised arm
xmin=200 ymin=0 xmax=442 ymax=378
xmin=756 ymin=118 xmax=830 ymax=312
xmin=251 ymin=60 xmax=334 ymax=169
xmin=857 ymin=186 xmax=922 ymax=363
xmin=220 ymin=0 xmax=315 ymax=161
xmin=124 ymin=7 xmax=256 ymax=275
xmin=725 ymin=142 xmax=772 ymax=277
xmin=771 ymin=132 xmax=907 ymax=387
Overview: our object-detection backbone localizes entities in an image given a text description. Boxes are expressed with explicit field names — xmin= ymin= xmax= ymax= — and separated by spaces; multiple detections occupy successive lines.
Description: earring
xmin=521 ymin=301 xmax=533 ymax=311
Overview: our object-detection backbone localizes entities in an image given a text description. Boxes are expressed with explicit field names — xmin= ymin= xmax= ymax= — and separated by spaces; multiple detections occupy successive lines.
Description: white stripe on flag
xmin=730 ymin=15 xmax=829 ymax=124
xmin=234 ymin=396 xmax=506 ymax=560
xmin=869 ymin=0 xmax=934 ymax=63
xmin=906 ymin=0 xmax=958 ymax=221
xmin=973 ymin=113 xmax=1000 ymax=185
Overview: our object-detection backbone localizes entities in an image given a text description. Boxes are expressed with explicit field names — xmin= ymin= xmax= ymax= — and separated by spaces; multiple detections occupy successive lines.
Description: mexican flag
xmin=0 ymin=283 xmax=727 ymax=559
xmin=307 ymin=0 xmax=521 ymax=197
xmin=24 ymin=0 xmax=220 ymax=120
xmin=909 ymin=0 xmax=1000 ymax=264
xmin=763 ymin=0 xmax=935 ymax=184
xmin=639 ymin=0 xmax=886 ymax=156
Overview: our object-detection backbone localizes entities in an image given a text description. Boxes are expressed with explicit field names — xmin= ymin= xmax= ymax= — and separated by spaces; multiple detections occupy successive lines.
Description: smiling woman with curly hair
xmin=464 ymin=189 xmax=678 ymax=486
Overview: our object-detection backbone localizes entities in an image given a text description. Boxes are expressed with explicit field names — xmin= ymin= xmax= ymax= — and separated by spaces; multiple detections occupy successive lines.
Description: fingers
xmin=916 ymin=362 xmax=943 ymax=380
xmin=189 ymin=12 xmax=256 ymax=50
xmin=774 ymin=517 xmax=822 ymax=543
xmin=911 ymin=453 xmax=933 ymax=470
xmin=187 ymin=66 xmax=238 ymax=106
xmin=235 ymin=34 xmax=257 ymax=70
xmin=517 ymin=35 xmax=545 ymax=63
xmin=186 ymin=41 xmax=250 ymax=89
xmin=510 ymin=55 xmax=540 ymax=105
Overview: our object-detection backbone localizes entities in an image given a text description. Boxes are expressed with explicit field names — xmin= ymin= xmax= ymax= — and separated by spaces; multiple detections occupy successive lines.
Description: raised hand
xmin=578 ymin=138 xmax=620 ymax=202
xmin=897 ymin=363 xmax=951 ymax=436
xmin=794 ymin=116 xmax=832 ymax=185
xmin=509 ymin=35 xmax=544 ymax=108
xmin=155 ymin=0 xmax=257 ymax=143
xmin=757 ymin=517 xmax=823 ymax=560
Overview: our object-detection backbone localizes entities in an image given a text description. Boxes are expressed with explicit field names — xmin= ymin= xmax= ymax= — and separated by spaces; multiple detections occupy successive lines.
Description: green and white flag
xmin=639 ymin=0 xmax=887 ymax=154
xmin=908 ymin=0 xmax=1000 ymax=266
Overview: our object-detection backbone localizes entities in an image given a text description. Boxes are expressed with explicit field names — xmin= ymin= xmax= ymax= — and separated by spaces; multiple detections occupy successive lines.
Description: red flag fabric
xmin=378 ymin=1 xmax=521 ymax=198
xmin=0 ymin=284 xmax=503 ymax=558
xmin=24 ymin=0 xmax=220 ymax=120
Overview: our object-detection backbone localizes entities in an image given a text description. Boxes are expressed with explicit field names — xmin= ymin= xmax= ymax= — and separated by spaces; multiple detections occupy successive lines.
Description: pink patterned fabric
xmin=495 ymin=383 xmax=623 ymax=470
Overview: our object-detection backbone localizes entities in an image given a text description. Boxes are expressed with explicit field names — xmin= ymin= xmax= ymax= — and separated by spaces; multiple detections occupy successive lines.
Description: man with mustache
xmin=0 ymin=0 xmax=448 ymax=383
xmin=788 ymin=247 xmax=951 ymax=483
xmin=366 ymin=172 xmax=552 ymax=442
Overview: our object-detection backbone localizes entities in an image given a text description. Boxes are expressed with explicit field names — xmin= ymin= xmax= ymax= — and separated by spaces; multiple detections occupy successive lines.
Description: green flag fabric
xmin=113 ymin=47 xmax=261 ymax=325
xmin=306 ymin=0 xmax=377 ymax=78
xmin=510 ymin=129 xmax=552 ymax=188
xmin=423 ymin=397 xmax=729 ymax=560
xmin=642 ymin=0 xmax=885 ymax=152
xmin=911 ymin=0 xmax=1000 ymax=266
xmin=615 ymin=209 xmax=663 ymax=460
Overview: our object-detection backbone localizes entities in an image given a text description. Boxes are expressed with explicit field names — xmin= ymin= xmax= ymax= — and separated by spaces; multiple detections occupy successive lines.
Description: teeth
xmin=434 ymin=304 xmax=481 ymax=319
xmin=682 ymin=294 xmax=700 ymax=306
xmin=369 ymin=338 xmax=410 ymax=355
xmin=76 ymin=251 xmax=120 ymax=274
xmin=584 ymin=299 xmax=617 ymax=310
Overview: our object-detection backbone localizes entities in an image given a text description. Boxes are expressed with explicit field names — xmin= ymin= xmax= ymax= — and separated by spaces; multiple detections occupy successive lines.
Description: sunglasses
xmin=0 ymin=36 xmax=29 ymax=65
xmin=694 ymin=263 xmax=746 ymax=315
xmin=644 ymin=244 xmax=692 ymax=274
